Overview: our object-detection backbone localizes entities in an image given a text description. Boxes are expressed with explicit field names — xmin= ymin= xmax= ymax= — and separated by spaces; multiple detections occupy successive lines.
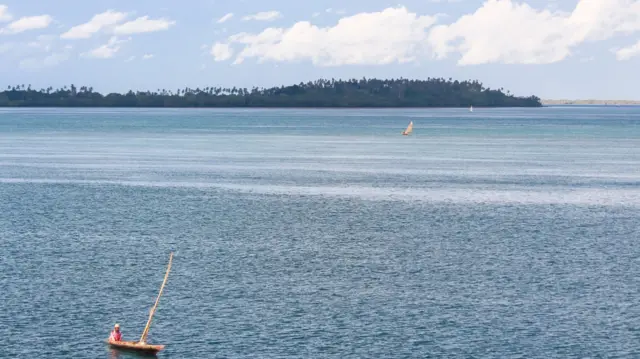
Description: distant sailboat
xmin=402 ymin=121 xmax=413 ymax=136
xmin=469 ymin=105 xmax=473 ymax=112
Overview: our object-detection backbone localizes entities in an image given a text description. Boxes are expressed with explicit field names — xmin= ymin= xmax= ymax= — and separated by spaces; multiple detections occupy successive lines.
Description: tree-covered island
xmin=0 ymin=78 xmax=541 ymax=107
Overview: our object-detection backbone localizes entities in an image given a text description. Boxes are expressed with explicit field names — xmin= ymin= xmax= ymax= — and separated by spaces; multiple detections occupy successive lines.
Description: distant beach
xmin=542 ymin=99 xmax=640 ymax=106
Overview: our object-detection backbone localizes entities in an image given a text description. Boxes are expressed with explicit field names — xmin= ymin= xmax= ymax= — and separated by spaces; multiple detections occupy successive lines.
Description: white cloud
xmin=0 ymin=34 xmax=73 ymax=67
xmin=18 ymin=41 xmax=73 ymax=70
xmin=61 ymin=10 xmax=128 ymax=39
xmin=19 ymin=52 xmax=69 ymax=70
xmin=1 ymin=15 xmax=52 ymax=34
xmin=242 ymin=11 xmax=282 ymax=21
xmin=615 ymin=40 xmax=640 ymax=60
xmin=428 ymin=0 xmax=640 ymax=65
xmin=26 ymin=35 xmax=56 ymax=51
xmin=325 ymin=8 xmax=346 ymax=15
xmin=61 ymin=11 xmax=175 ymax=38
xmin=219 ymin=7 xmax=438 ymax=66
xmin=211 ymin=42 xmax=233 ymax=61
xmin=0 ymin=34 xmax=55 ymax=59
xmin=125 ymin=55 xmax=136 ymax=62
xmin=83 ymin=36 xmax=130 ymax=58
xmin=142 ymin=53 xmax=154 ymax=59
xmin=217 ymin=13 xmax=234 ymax=23
xmin=218 ymin=0 xmax=640 ymax=66
xmin=113 ymin=16 xmax=175 ymax=35
xmin=0 ymin=5 xmax=12 ymax=22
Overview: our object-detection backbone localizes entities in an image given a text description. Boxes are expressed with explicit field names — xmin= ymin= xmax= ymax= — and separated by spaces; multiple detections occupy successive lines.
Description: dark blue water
xmin=1 ymin=107 xmax=640 ymax=358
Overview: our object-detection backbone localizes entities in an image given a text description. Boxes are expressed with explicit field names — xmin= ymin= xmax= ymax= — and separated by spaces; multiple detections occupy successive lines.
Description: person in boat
xmin=109 ymin=324 xmax=122 ymax=342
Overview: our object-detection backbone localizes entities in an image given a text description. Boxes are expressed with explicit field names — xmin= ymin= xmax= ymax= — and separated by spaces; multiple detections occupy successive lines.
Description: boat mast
xmin=139 ymin=252 xmax=173 ymax=343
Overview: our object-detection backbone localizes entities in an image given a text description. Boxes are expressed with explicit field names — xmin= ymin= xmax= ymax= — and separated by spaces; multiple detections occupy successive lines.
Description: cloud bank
xmin=212 ymin=0 xmax=640 ymax=66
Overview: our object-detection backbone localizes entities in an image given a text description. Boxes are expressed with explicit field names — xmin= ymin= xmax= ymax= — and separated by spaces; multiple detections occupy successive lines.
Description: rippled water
xmin=1 ymin=107 xmax=639 ymax=358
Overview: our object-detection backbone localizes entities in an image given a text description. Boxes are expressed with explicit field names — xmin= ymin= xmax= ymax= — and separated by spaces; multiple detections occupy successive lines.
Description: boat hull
xmin=107 ymin=339 xmax=165 ymax=354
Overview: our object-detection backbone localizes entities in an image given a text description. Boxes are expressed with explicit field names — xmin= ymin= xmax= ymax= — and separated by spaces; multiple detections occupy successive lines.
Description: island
xmin=0 ymin=78 xmax=542 ymax=108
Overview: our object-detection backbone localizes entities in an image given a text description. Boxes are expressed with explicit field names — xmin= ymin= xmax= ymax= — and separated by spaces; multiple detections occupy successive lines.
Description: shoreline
xmin=1 ymin=104 xmax=636 ymax=109
xmin=0 ymin=105 xmax=539 ymax=109
xmin=542 ymin=99 xmax=640 ymax=106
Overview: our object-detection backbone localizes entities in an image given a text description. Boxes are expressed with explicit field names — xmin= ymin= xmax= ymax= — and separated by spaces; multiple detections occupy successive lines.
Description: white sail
xmin=402 ymin=121 xmax=413 ymax=135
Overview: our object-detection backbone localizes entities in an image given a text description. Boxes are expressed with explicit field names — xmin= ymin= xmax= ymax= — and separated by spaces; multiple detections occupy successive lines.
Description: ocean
xmin=1 ymin=106 xmax=639 ymax=358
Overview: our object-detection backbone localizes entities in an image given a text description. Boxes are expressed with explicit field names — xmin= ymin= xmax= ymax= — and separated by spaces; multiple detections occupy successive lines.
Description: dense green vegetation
xmin=0 ymin=78 xmax=541 ymax=107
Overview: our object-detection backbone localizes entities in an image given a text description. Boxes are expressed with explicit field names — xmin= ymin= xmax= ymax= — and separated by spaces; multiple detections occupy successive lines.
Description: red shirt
xmin=109 ymin=330 xmax=122 ymax=341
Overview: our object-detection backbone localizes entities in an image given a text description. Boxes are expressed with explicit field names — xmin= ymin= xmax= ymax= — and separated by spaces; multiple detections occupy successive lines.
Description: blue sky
xmin=0 ymin=0 xmax=639 ymax=99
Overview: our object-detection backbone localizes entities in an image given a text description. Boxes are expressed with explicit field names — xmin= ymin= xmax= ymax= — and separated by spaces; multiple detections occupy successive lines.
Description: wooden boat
xmin=401 ymin=121 xmax=413 ymax=135
xmin=107 ymin=339 xmax=165 ymax=354
xmin=106 ymin=252 xmax=173 ymax=355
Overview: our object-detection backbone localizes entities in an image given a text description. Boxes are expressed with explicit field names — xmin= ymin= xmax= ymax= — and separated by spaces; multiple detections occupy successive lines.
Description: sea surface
xmin=1 ymin=106 xmax=639 ymax=358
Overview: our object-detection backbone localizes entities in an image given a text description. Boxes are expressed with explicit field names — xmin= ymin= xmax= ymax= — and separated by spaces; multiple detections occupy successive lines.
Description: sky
xmin=0 ymin=0 xmax=639 ymax=99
